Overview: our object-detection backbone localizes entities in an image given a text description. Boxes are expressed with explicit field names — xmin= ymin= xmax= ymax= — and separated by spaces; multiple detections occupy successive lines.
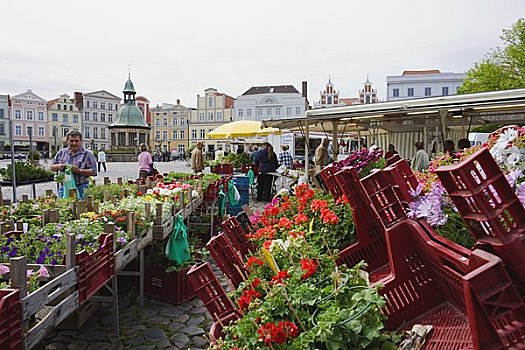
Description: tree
xmin=459 ymin=18 xmax=525 ymax=94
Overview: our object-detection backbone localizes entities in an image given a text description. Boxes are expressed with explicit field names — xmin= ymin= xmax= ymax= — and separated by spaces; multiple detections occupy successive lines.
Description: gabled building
xmin=314 ymin=78 xmax=346 ymax=108
xmin=234 ymin=85 xmax=306 ymax=121
xmin=191 ymin=88 xmax=234 ymax=153
xmin=47 ymin=93 xmax=82 ymax=155
xmin=0 ymin=95 xmax=8 ymax=151
xmin=82 ymin=90 xmax=121 ymax=150
xmin=386 ymin=69 xmax=466 ymax=101
xmin=357 ymin=76 xmax=379 ymax=104
xmin=10 ymin=89 xmax=48 ymax=152
xmin=150 ymin=99 xmax=192 ymax=155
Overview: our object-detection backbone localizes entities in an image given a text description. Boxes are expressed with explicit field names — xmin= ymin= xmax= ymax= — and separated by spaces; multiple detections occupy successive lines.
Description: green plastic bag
xmin=228 ymin=180 xmax=239 ymax=206
xmin=247 ymin=169 xmax=255 ymax=186
xmin=218 ymin=185 xmax=226 ymax=217
xmin=165 ymin=214 xmax=190 ymax=266
xmin=62 ymin=167 xmax=78 ymax=199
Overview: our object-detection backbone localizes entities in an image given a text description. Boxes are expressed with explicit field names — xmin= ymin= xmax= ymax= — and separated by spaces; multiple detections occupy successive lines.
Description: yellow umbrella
xmin=207 ymin=120 xmax=281 ymax=139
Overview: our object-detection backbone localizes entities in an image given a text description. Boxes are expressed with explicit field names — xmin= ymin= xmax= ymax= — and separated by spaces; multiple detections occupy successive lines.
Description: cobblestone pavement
xmin=0 ymin=160 xmax=193 ymax=202
xmin=41 ymin=263 xmax=232 ymax=350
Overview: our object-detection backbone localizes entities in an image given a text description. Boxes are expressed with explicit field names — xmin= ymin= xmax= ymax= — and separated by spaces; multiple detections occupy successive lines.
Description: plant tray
xmin=153 ymin=216 xmax=174 ymax=240
xmin=0 ymin=289 xmax=22 ymax=350
xmin=144 ymin=266 xmax=196 ymax=305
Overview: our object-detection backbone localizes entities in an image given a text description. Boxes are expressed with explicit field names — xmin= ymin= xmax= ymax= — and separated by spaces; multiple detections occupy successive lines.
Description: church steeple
xmin=123 ymin=66 xmax=136 ymax=105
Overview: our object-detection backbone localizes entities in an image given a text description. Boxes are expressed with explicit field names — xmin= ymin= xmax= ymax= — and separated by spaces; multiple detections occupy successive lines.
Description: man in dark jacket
xmin=255 ymin=142 xmax=278 ymax=202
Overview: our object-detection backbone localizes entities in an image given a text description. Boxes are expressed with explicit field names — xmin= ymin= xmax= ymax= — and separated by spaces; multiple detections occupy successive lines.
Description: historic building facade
xmin=314 ymin=78 xmax=346 ymax=108
xmin=47 ymin=94 xmax=82 ymax=155
xmin=150 ymin=100 xmax=193 ymax=155
xmin=82 ymin=90 xmax=121 ymax=150
xmin=357 ymin=77 xmax=379 ymax=104
xmin=0 ymin=95 xmax=9 ymax=151
xmin=10 ymin=90 xmax=49 ymax=152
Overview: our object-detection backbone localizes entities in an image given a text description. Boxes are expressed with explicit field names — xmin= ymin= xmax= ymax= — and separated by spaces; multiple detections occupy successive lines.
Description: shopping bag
xmin=62 ymin=167 xmax=78 ymax=199
xmin=218 ymin=185 xmax=226 ymax=217
xmin=228 ymin=180 xmax=239 ymax=206
xmin=165 ymin=214 xmax=191 ymax=266
xmin=150 ymin=163 xmax=160 ymax=176
xmin=247 ymin=169 xmax=255 ymax=186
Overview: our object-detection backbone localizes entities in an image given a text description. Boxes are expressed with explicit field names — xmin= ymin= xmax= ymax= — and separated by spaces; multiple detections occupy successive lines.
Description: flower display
xmin=331 ymin=146 xmax=386 ymax=177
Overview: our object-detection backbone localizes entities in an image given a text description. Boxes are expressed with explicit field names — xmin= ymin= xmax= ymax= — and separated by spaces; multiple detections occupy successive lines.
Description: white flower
xmin=498 ymin=128 xmax=518 ymax=145
xmin=277 ymin=188 xmax=289 ymax=197
xmin=192 ymin=190 xmax=199 ymax=198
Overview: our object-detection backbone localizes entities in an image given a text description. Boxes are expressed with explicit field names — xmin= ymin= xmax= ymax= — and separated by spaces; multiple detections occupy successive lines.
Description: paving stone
xmin=126 ymin=335 xmax=145 ymax=347
xmin=191 ymin=336 xmax=208 ymax=348
xmin=130 ymin=324 xmax=147 ymax=332
xmin=78 ymin=329 xmax=108 ymax=341
xmin=173 ymin=314 xmax=190 ymax=324
xmin=130 ymin=346 xmax=155 ymax=350
xmin=156 ymin=339 xmax=173 ymax=349
xmin=86 ymin=342 xmax=111 ymax=350
xmin=140 ymin=308 xmax=158 ymax=319
xmin=158 ymin=306 xmax=184 ymax=317
xmin=189 ymin=298 xmax=203 ymax=307
xmin=182 ymin=325 xmax=205 ymax=336
xmin=168 ymin=322 xmax=185 ymax=332
xmin=46 ymin=343 xmax=67 ymax=350
xmin=170 ymin=333 xmax=190 ymax=348
xmin=67 ymin=340 xmax=88 ymax=350
xmin=149 ymin=298 xmax=173 ymax=307
xmin=50 ymin=335 xmax=76 ymax=344
xmin=99 ymin=314 xmax=114 ymax=327
xmin=143 ymin=328 xmax=168 ymax=343
xmin=187 ymin=316 xmax=205 ymax=327
xmin=109 ymin=343 xmax=125 ymax=350
xmin=176 ymin=303 xmax=193 ymax=311
xmin=146 ymin=315 xmax=171 ymax=326
xmin=188 ymin=307 xmax=207 ymax=315
xmin=122 ymin=329 xmax=138 ymax=337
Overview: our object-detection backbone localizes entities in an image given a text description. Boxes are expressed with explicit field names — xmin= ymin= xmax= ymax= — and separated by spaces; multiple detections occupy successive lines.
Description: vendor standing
xmin=51 ymin=130 xmax=97 ymax=199
xmin=191 ymin=141 xmax=205 ymax=173
xmin=314 ymin=138 xmax=330 ymax=171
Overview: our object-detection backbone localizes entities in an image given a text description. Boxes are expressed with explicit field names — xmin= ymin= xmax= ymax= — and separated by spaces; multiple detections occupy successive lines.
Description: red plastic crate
xmin=236 ymin=212 xmax=256 ymax=235
xmin=209 ymin=312 xmax=241 ymax=344
xmin=319 ymin=164 xmax=343 ymax=199
xmin=187 ymin=262 xmax=241 ymax=322
xmin=76 ymin=232 xmax=115 ymax=304
xmin=378 ymin=218 xmax=525 ymax=349
xmin=240 ymin=163 xmax=258 ymax=174
xmin=333 ymin=166 xmax=389 ymax=281
xmin=0 ymin=289 xmax=22 ymax=350
xmin=211 ymin=164 xmax=233 ymax=175
xmin=385 ymin=153 xmax=401 ymax=166
xmin=436 ymin=148 xmax=525 ymax=288
xmin=204 ymin=181 xmax=220 ymax=203
xmin=221 ymin=216 xmax=256 ymax=260
xmin=207 ymin=233 xmax=247 ymax=288
xmin=144 ymin=265 xmax=196 ymax=305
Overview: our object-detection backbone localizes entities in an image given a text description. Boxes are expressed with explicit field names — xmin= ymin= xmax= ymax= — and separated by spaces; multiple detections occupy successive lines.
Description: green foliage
xmin=84 ymin=183 xmax=138 ymax=202
xmin=222 ymin=152 xmax=253 ymax=168
xmin=472 ymin=123 xmax=524 ymax=133
xmin=435 ymin=209 xmax=476 ymax=249
xmin=0 ymin=162 xmax=54 ymax=183
xmin=459 ymin=18 xmax=525 ymax=94
xmin=27 ymin=150 xmax=40 ymax=161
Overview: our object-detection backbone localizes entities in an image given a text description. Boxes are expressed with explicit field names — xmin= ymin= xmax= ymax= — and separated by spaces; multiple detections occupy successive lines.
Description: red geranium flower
xmin=311 ymin=199 xmax=329 ymax=212
xmin=271 ymin=270 xmax=291 ymax=285
xmin=263 ymin=240 xmax=273 ymax=250
xmin=269 ymin=206 xmax=280 ymax=216
xmin=294 ymin=213 xmax=309 ymax=225
xmin=238 ymin=288 xmax=261 ymax=312
xmin=246 ymin=256 xmax=264 ymax=269
xmin=300 ymin=258 xmax=318 ymax=280
xmin=278 ymin=217 xmax=292 ymax=229
xmin=320 ymin=208 xmax=339 ymax=225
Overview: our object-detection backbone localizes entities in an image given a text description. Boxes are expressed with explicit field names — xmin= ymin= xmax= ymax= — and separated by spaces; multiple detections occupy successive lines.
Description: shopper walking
xmin=97 ymin=148 xmax=107 ymax=172
xmin=138 ymin=143 xmax=153 ymax=179
xmin=191 ymin=141 xmax=205 ymax=174
xmin=411 ymin=141 xmax=430 ymax=172
xmin=255 ymin=142 xmax=279 ymax=202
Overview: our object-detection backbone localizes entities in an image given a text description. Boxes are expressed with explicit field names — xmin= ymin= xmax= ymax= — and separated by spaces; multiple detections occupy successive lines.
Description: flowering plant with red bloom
xmin=270 ymin=270 xmax=291 ymax=285
xmin=246 ymin=256 xmax=264 ymax=269
xmin=294 ymin=213 xmax=309 ymax=225
xmin=257 ymin=321 xmax=299 ymax=346
xmin=320 ymin=208 xmax=339 ymax=225
xmin=310 ymin=199 xmax=329 ymax=212
xmin=238 ymin=288 xmax=262 ymax=312
xmin=300 ymin=258 xmax=318 ymax=280
xmin=278 ymin=217 xmax=293 ymax=230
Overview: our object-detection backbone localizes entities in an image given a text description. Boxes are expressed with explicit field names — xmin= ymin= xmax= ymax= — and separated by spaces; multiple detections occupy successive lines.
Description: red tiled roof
xmin=340 ymin=98 xmax=359 ymax=105
xmin=402 ymin=69 xmax=441 ymax=76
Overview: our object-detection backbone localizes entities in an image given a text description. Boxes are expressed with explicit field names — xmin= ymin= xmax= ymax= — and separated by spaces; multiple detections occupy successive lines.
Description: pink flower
xmin=0 ymin=264 xmax=9 ymax=275
xmin=26 ymin=270 xmax=34 ymax=278
xmin=38 ymin=265 xmax=49 ymax=279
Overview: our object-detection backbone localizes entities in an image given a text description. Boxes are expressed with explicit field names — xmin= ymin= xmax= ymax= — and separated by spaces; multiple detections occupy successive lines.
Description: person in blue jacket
xmin=255 ymin=142 xmax=279 ymax=202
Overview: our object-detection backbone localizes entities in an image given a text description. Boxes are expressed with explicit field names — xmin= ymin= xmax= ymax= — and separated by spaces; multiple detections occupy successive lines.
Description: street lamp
xmin=53 ymin=126 xmax=58 ymax=154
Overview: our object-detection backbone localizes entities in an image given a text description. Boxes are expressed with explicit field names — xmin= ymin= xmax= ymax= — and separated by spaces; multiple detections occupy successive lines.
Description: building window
xmin=200 ymin=129 xmax=205 ymax=139
xmin=27 ymin=126 xmax=33 ymax=137
xmin=0 ymin=124 xmax=4 ymax=135
xmin=199 ymin=113 xmax=205 ymax=121
xmin=38 ymin=126 xmax=45 ymax=137
xmin=238 ymin=109 xmax=243 ymax=117
xmin=63 ymin=128 xmax=69 ymax=137
xmin=407 ymin=88 xmax=414 ymax=97
xmin=179 ymin=118 xmax=185 ymax=126
xmin=155 ymin=118 xmax=160 ymax=126
xmin=92 ymin=101 xmax=98 ymax=109
xmin=100 ymin=113 xmax=105 ymax=122
xmin=84 ymin=126 xmax=90 ymax=138
xmin=424 ymin=87 xmax=431 ymax=96
xmin=73 ymin=115 xmax=78 ymax=123
xmin=163 ymin=118 xmax=168 ymax=126
xmin=108 ymin=114 xmax=113 ymax=123
xmin=178 ymin=145 xmax=185 ymax=153
xmin=442 ymin=86 xmax=449 ymax=95
xmin=162 ymin=131 xmax=168 ymax=139
xmin=276 ymin=108 xmax=281 ymax=116
xmin=295 ymin=107 xmax=301 ymax=115
xmin=216 ymin=112 xmax=223 ymax=121
xmin=85 ymin=100 xmax=90 ymax=108
xmin=207 ymin=112 xmax=213 ymax=121
xmin=101 ymin=128 xmax=106 ymax=139
xmin=286 ymin=107 xmax=292 ymax=116
xmin=93 ymin=112 xmax=98 ymax=122
xmin=0 ymin=109 xmax=3 ymax=118
xmin=257 ymin=108 xmax=262 ymax=117
xmin=247 ymin=109 xmax=252 ymax=117
xmin=52 ymin=113 xmax=59 ymax=122
xmin=392 ymin=88 xmax=399 ymax=97
xmin=15 ymin=125 xmax=21 ymax=136
xmin=15 ymin=110 xmax=21 ymax=119
xmin=100 ymin=102 xmax=105 ymax=110
xmin=180 ymin=130 xmax=185 ymax=139
xmin=63 ymin=114 xmax=68 ymax=123
xmin=208 ymin=97 xmax=213 ymax=107
xmin=192 ymin=130 xmax=197 ymax=139
xmin=26 ymin=110 xmax=33 ymax=120
xmin=172 ymin=131 xmax=177 ymax=139
xmin=155 ymin=131 xmax=161 ymax=140
xmin=173 ymin=117 xmax=178 ymax=126
xmin=84 ymin=112 xmax=89 ymax=121
xmin=93 ymin=127 xmax=98 ymax=139
xmin=267 ymin=108 xmax=272 ymax=116
xmin=108 ymin=103 xmax=113 ymax=110
xmin=38 ymin=111 xmax=44 ymax=120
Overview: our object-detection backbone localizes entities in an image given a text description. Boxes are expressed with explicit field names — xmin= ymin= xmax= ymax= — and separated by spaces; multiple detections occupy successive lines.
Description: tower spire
xmin=128 ymin=64 xmax=131 ymax=79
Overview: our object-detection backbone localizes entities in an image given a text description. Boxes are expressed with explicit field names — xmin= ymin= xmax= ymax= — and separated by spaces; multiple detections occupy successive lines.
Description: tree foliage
xmin=459 ymin=18 xmax=525 ymax=94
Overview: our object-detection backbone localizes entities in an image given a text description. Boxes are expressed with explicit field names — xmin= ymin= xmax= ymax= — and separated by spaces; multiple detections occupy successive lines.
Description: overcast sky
xmin=1 ymin=0 xmax=523 ymax=108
